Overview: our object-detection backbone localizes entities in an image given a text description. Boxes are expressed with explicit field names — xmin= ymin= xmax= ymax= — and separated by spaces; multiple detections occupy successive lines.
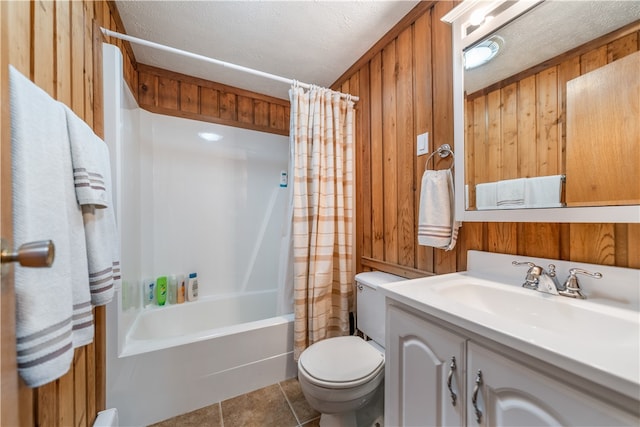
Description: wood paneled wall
xmin=465 ymin=23 xmax=640 ymax=208
xmin=1 ymin=1 xmax=290 ymax=425
xmin=1 ymin=1 xmax=134 ymax=426
xmin=136 ymin=64 xmax=290 ymax=136
xmin=1 ymin=1 xmax=638 ymax=426
xmin=332 ymin=2 xmax=639 ymax=277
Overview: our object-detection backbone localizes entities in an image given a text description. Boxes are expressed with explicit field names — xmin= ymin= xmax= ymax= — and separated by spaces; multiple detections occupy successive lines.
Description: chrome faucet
xmin=558 ymin=268 xmax=602 ymax=299
xmin=513 ymin=261 xmax=602 ymax=299
xmin=512 ymin=261 xmax=561 ymax=295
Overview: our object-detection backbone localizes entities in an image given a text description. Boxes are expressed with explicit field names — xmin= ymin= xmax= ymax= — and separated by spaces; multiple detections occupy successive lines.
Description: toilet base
xmin=319 ymin=412 xmax=357 ymax=427
xmin=318 ymin=382 xmax=384 ymax=427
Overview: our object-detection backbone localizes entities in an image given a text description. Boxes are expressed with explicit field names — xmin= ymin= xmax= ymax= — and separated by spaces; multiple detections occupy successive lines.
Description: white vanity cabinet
xmin=385 ymin=305 xmax=465 ymax=426
xmin=467 ymin=342 xmax=637 ymax=427
xmin=386 ymin=301 xmax=639 ymax=427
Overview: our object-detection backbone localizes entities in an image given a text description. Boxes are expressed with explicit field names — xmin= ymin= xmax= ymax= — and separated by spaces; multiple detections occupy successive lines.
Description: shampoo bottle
xmin=186 ymin=273 xmax=198 ymax=301
xmin=132 ymin=279 xmax=141 ymax=309
xmin=143 ymin=278 xmax=155 ymax=307
xmin=167 ymin=275 xmax=177 ymax=304
xmin=156 ymin=276 xmax=167 ymax=306
xmin=176 ymin=274 xmax=186 ymax=304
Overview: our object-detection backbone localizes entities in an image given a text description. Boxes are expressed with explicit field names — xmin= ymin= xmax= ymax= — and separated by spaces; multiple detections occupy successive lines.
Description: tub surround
xmin=122 ymin=290 xmax=284 ymax=357
xmin=106 ymin=296 xmax=296 ymax=425
xmin=103 ymin=44 xmax=296 ymax=426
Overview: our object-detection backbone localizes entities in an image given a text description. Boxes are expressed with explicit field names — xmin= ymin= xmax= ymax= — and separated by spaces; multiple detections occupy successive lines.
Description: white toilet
xmin=297 ymin=272 xmax=406 ymax=427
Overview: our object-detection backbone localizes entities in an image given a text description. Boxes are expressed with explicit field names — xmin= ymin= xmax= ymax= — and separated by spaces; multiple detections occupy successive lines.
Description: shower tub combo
xmin=107 ymin=291 xmax=294 ymax=426
xmin=103 ymin=44 xmax=295 ymax=426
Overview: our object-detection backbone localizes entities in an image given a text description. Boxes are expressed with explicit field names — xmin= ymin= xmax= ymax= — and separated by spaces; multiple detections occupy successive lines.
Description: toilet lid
xmin=299 ymin=336 xmax=384 ymax=385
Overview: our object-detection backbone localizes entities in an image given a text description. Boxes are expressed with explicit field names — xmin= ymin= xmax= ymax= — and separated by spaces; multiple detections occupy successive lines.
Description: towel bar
xmin=426 ymin=144 xmax=455 ymax=170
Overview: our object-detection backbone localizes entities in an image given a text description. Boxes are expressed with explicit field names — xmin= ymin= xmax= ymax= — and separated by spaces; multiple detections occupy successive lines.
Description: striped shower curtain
xmin=289 ymin=86 xmax=354 ymax=360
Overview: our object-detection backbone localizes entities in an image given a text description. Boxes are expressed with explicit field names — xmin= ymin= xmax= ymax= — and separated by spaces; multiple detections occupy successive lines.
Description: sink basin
xmin=431 ymin=279 xmax=639 ymax=344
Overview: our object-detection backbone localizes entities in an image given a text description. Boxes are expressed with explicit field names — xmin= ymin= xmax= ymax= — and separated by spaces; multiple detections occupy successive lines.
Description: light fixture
xmin=464 ymin=36 xmax=503 ymax=70
xmin=198 ymin=131 xmax=223 ymax=142
xmin=469 ymin=10 xmax=487 ymax=26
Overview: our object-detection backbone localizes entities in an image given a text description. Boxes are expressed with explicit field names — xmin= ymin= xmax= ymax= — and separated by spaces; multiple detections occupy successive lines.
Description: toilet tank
xmin=355 ymin=271 xmax=406 ymax=347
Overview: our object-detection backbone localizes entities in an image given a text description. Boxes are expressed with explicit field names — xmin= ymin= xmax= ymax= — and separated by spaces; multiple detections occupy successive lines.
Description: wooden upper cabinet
xmin=565 ymin=50 xmax=640 ymax=207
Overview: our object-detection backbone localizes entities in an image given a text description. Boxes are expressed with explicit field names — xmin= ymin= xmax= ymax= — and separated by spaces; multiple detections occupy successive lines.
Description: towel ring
xmin=426 ymin=144 xmax=455 ymax=170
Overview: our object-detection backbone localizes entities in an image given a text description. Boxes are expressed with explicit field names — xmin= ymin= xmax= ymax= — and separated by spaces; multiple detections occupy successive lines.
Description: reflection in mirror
xmin=460 ymin=1 xmax=640 ymax=213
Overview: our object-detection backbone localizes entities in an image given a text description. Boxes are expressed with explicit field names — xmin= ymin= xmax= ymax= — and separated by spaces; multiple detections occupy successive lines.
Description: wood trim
xmin=141 ymin=104 xmax=289 ymax=136
xmin=137 ymin=63 xmax=288 ymax=104
xmin=0 ymin=1 xmax=20 ymax=425
xmin=361 ymin=257 xmax=435 ymax=279
xmin=105 ymin=0 xmax=137 ymax=69
xmin=137 ymin=63 xmax=290 ymax=136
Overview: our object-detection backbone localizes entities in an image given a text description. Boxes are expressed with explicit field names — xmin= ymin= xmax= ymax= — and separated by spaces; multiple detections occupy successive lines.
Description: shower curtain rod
xmin=101 ymin=28 xmax=359 ymax=102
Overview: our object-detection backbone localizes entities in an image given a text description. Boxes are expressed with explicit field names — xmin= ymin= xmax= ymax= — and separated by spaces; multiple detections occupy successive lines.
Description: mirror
xmin=443 ymin=1 xmax=640 ymax=222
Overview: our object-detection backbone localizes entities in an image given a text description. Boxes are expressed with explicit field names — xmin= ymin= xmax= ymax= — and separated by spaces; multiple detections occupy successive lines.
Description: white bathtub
xmin=122 ymin=290 xmax=286 ymax=356
xmin=106 ymin=291 xmax=296 ymax=426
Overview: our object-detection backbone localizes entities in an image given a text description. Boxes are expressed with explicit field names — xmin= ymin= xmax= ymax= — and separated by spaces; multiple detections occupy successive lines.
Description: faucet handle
xmin=559 ymin=268 xmax=603 ymax=299
xmin=512 ymin=261 xmax=535 ymax=268
xmin=512 ymin=260 xmax=542 ymax=289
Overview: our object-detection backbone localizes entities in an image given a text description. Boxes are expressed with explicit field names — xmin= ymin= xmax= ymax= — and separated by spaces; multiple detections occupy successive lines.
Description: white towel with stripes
xmin=10 ymin=66 xmax=85 ymax=387
xmin=418 ymin=169 xmax=460 ymax=251
xmin=65 ymin=105 xmax=110 ymax=208
xmin=64 ymin=107 xmax=120 ymax=306
xmin=496 ymin=178 xmax=526 ymax=208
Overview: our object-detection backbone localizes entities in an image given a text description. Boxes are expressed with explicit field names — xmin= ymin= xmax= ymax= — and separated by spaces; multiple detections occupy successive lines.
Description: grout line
xmin=278 ymin=380 xmax=303 ymax=426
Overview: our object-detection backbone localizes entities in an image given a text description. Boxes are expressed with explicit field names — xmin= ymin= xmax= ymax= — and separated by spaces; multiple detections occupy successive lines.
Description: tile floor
xmin=149 ymin=378 xmax=320 ymax=427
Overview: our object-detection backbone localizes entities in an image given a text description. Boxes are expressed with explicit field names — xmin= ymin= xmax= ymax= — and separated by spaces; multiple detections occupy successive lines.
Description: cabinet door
xmin=386 ymin=305 xmax=466 ymax=427
xmin=467 ymin=342 xmax=638 ymax=427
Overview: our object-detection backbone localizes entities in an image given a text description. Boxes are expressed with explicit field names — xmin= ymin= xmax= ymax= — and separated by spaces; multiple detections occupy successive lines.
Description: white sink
xmin=430 ymin=278 xmax=639 ymax=344
xmin=378 ymin=251 xmax=640 ymax=401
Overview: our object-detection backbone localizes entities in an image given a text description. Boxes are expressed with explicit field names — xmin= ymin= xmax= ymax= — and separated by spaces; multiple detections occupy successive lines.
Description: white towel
xmin=496 ymin=178 xmax=526 ymax=208
xmin=525 ymin=175 xmax=564 ymax=208
xmin=62 ymin=107 xmax=97 ymax=347
xmin=418 ymin=169 xmax=460 ymax=250
xmin=64 ymin=108 xmax=120 ymax=306
xmin=64 ymin=106 xmax=110 ymax=208
xmin=10 ymin=66 xmax=85 ymax=387
xmin=475 ymin=182 xmax=497 ymax=210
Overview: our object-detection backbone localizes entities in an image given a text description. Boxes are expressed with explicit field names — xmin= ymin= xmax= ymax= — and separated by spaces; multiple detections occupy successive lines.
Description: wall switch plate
xmin=417 ymin=132 xmax=429 ymax=156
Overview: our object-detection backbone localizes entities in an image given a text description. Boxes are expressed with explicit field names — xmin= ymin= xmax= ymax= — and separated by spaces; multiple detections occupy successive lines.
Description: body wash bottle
xmin=156 ymin=276 xmax=167 ymax=306
xmin=176 ymin=274 xmax=186 ymax=304
xmin=167 ymin=275 xmax=177 ymax=304
xmin=143 ymin=278 xmax=155 ymax=307
xmin=187 ymin=273 xmax=198 ymax=301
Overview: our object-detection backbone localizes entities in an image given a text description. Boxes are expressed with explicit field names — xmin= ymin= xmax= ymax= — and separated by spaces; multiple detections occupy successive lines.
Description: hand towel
xmin=418 ymin=169 xmax=460 ymax=251
xmin=64 ymin=107 xmax=120 ymax=306
xmin=496 ymin=178 xmax=526 ymax=208
xmin=9 ymin=66 xmax=85 ymax=387
xmin=65 ymin=106 xmax=109 ymax=208
xmin=60 ymin=108 xmax=96 ymax=346
xmin=475 ymin=182 xmax=497 ymax=210
xmin=525 ymin=175 xmax=564 ymax=208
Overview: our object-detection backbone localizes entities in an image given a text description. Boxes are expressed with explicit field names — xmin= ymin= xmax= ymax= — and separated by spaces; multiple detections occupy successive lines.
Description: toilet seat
xmin=299 ymin=336 xmax=384 ymax=389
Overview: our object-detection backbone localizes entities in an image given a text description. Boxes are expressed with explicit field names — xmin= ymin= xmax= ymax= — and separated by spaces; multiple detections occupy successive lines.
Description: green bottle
xmin=156 ymin=276 xmax=167 ymax=306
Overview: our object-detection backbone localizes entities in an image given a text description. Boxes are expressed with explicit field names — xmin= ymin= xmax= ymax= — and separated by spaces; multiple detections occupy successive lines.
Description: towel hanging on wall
xmin=64 ymin=106 xmax=120 ymax=306
xmin=417 ymin=146 xmax=460 ymax=250
xmin=10 ymin=66 xmax=85 ymax=387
